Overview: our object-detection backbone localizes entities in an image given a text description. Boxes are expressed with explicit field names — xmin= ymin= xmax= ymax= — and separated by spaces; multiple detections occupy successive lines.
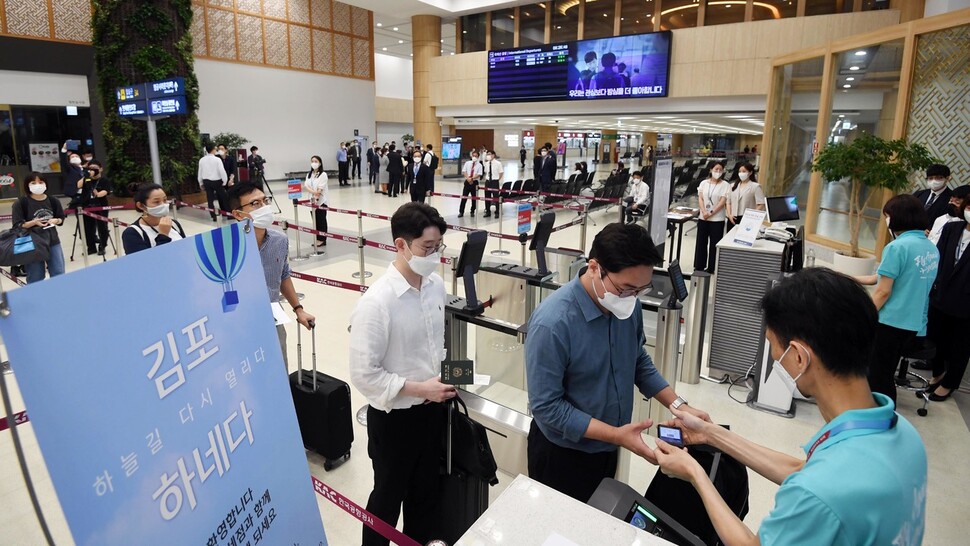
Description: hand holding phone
xmin=657 ymin=425 xmax=684 ymax=448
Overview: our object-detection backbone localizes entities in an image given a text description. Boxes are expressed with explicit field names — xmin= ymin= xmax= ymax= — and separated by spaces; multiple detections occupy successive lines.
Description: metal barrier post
xmin=351 ymin=209 xmax=372 ymax=282
xmin=112 ymin=218 xmax=121 ymax=257
xmin=680 ymin=272 xmax=711 ymax=385
xmin=579 ymin=210 xmax=588 ymax=252
xmin=451 ymin=253 xmax=459 ymax=295
xmin=78 ymin=208 xmax=90 ymax=267
xmin=171 ymin=201 xmax=178 ymax=223
xmin=291 ymin=200 xmax=309 ymax=262
xmin=650 ymin=298 xmax=683 ymax=426
xmin=490 ymin=195 xmax=510 ymax=256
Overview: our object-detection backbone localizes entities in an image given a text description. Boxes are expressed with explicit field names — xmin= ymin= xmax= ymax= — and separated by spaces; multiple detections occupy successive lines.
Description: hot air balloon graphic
xmin=195 ymin=224 xmax=247 ymax=312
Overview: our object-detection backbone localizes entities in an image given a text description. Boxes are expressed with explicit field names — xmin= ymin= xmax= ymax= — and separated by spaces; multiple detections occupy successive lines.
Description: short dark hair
xmin=884 ymin=194 xmax=930 ymax=232
xmin=250 ymin=145 xmax=258 ymax=152
xmin=761 ymin=268 xmax=877 ymax=377
xmin=584 ymin=51 xmax=597 ymax=63
xmin=602 ymin=52 xmax=616 ymax=67
xmin=952 ymin=185 xmax=970 ymax=199
xmin=389 ymin=144 xmax=396 ymax=151
xmin=632 ymin=170 xmax=643 ymax=178
xmin=426 ymin=144 xmax=433 ymax=150
xmin=204 ymin=143 xmax=215 ymax=153
xmin=87 ymin=159 xmax=103 ymax=169
xmin=390 ymin=202 xmax=447 ymax=242
xmin=133 ymin=183 xmax=164 ymax=213
xmin=23 ymin=172 xmax=47 ymax=192
xmin=229 ymin=181 xmax=262 ymax=211
xmin=81 ymin=148 xmax=94 ymax=156
xmin=588 ymin=223 xmax=662 ymax=273
xmin=926 ymin=164 xmax=950 ymax=178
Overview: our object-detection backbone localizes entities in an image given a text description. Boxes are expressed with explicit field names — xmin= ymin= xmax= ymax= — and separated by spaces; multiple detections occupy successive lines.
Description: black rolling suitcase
xmin=288 ymin=323 xmax=353 ymax=471
xmin=644 ymin=447 xmax=749 ymax=546
xmin=433 ymin=396 xmax=496 ymax=544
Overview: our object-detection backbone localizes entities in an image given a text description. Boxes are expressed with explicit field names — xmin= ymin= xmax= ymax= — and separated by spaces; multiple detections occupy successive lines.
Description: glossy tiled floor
xmin=1 ymin=165 xmax=968 ymax=545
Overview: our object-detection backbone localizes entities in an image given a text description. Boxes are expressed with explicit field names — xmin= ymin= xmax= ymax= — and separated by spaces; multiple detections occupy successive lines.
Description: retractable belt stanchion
xmin=680 ymin=272 xmax=711 ymax=385
xmin=520 ymin=232 xmax=528 ymax=266
xmin=490 ymin=195 xmax=510 ymax=256
xmin=78 ymin=208 xmax=90 ymax=267
xmin=290 ymin=199 xmax=309 ymax=262
xmin=651 ymin=297 xmax=684 ymax=426
xmin=112 ymin=218 xmax=121 ymax=257
xmin=171 ymin=200 xmax=178 ymax=223
xmin=351 ymin=209 xmax=372 ymax=281
xmin=579 ymin=209 xmax=589 ymax=251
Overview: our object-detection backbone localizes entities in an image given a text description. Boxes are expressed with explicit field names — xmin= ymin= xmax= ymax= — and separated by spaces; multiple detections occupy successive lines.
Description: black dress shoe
xmin=929 ymin=389 xmax=953 ymax=402
xmin=911 ymin=360 xmax=933 ymax=370
xmin=457 ymin=213 xmax=464 ymax=218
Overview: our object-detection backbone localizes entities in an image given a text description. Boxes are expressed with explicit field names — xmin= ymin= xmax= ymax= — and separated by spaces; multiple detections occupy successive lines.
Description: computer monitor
xmin=765 ymin=196 xmax=799 ymax=223
xmin=529 ymin=211 xmax=556 ymax=275
xmin=456 ymin=230 xmax=488 ymax=308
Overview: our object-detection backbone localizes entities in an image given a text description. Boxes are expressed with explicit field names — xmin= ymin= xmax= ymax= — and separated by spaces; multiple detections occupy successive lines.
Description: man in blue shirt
xmin=656 ymin=268 xmax=927 ymax=545
xmin=525 ymin=223 xmax=710 ymax=502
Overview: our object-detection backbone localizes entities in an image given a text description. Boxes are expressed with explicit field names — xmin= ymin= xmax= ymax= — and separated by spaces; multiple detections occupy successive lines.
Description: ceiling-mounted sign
xmin=116 ymin=84 xmax=145 ymax=102
xmin=118 ymin=101 xmax=149 ymax=118
xmin=117 ymin=77 xmax=189 ymax=118
xmin=150 ymin=96 xmax=188 ymax=116
xmin=146 ymin=77 xmax=186 ymax=99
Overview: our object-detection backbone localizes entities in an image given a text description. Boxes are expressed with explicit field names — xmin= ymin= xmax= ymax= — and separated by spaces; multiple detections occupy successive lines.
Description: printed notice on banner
xmin=0 ymin=223 xmax=327 ymax=546
xmin=734 ymin=209 xmax=767 ymax=247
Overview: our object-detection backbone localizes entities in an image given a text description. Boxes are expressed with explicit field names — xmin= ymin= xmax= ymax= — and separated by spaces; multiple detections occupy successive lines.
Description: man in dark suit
xmin=913 ymin=164 xmax=952 ymax=221
xmin=538 ymin=147 xmax=557 ymax=193
xmin=366 ymin=143 xmax=378 ymax=185
xmin=407 ymin=148 xmax=435 ymax=203
xmin=217 ymin=145 xmax=238 ymax=187
xmin=533 ymin=148 xmax=544 ymax=182
xmin=386 ymin=144 xmax=404 ymax=197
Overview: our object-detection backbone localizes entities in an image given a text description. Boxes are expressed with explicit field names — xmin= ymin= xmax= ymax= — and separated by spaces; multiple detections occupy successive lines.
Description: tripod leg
xmin=263 ymin=174 xmax=282 ymax=213
xmin=70 ymin=212 xmax=81 ymax=262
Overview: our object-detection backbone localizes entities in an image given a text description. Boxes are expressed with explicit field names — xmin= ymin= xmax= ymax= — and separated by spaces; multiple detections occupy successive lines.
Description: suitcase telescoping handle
xmin=295 ymin=319 xmax=316 ymax=387
xmin=310 ymin=320 xmax=317 ymax=390
xmin=445 ymin=398 xmax=453 ymax=475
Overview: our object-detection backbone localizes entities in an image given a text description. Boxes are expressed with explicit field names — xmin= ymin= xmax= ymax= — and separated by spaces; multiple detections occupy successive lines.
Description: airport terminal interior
xmin=2 ymin=0 xmax=970 ymax=544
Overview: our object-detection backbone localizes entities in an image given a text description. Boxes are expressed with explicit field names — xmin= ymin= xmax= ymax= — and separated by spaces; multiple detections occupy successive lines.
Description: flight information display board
xmin=487 ymin=31 xmax=671 ymax=104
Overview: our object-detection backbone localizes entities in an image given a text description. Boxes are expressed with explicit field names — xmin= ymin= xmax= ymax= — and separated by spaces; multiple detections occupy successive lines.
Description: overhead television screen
xmin=488 ymin=31 xmax=671 ymax=104
xmin=442 ymin=141 xmax=462 ymax=160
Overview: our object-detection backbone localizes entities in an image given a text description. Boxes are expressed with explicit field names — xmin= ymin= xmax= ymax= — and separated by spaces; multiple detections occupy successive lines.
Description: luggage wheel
xmin=324 ymin=452 xmax=351 ymax=472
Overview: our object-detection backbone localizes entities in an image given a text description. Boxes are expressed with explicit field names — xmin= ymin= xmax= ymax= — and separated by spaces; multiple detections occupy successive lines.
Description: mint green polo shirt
xmin=877 ymin=230 xmax=939 ymax=334
xmin=758 ymin=393 xmax=927 ymax=545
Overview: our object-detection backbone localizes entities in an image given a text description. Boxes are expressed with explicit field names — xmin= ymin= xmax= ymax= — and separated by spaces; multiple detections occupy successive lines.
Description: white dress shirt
xmin=928 ymin=213 xmax=960 ymax=245
xmin=698 ymin=179 xmax=730 ymax=222
xmin=304 ymin=171 xmax=328 ymax=206
xmin=349 ymin=263 xmax=447 ymax=412
xmin=484 ymin=159 xmax=504 ymax=181
xmin=462 ymin=159 xmax=483 ymax=180
xmin=197 ymin=153 xmax=228 ymax=186
xmin=629 ymin=180 xmax=650 ymax=207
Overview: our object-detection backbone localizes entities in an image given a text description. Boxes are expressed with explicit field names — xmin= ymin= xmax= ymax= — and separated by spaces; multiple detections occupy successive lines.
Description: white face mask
xmin=406 ymin=245 xmax=440 ymax=277
xmin=928 ymin=178 xmax=946 ymax=192
xmin=633 ymin=178 xmax=642 ymax=185
xmin=413 ymin=156 xmax=422 ymax=162
xmin=594 ymin=273 xmax=638 ymax=320
xmin=69 ymin=156 xmax=82 ymax=165
xmin=964 ymin=210 xmax=970 ymax=224
xmin=885 ymin=216 xmax=891 ymax=229
xmin=738 ymin=172 xmax=750 ymax=182
xmin=311 ymin=162 xmax=320 ymax=170
xmin=711 ymin=171 xmax=722 ymax=179
xmin=29 ymin=184 xmax=46 ymax=195
xmin=248 ymin=205 xmax=276 ymax=229
xmin=486 ymin=155 xmax=493 ymax=161
xmin=147 ymin=203 xmax=169 ymax=217
xmin=541 ymin=151 xmax=548 ymax=156
xmin=772 ymin=344 xmax=810 ymax=397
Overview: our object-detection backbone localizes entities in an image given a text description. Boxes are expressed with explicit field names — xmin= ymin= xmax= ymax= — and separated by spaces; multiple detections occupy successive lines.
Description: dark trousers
xmin=202 ymin=179 xmax=229 ymax=219
xmin=369 ymin=164 xmax=379 ymax=185
xmin=927 ymin=306 xmax=970 ymax=390
xmin=313 ymin=207 xmax=328 ymax=244
xmin=402 ymin=173 xmax=411 ymax=193
xmin=82 ymin=210 xmax=109 ymax=253
xmin=388 ymin=173 xmax=401 ymax=197
xmin=338 ymin=161 xmax=349 ymax=184
xmin=483 ymin=181 xmax=500 ymax=215
xmin=869 ymin=322 xmax=917 ymax=404
xmin=364 ymin=403 xmax=445 ymax=546
xmin=623 ymin=197 xmax=644 ymax=223
xmin=352 ymin=157 xmax=361 ymax=178
xmin=694 ymin=220 xmax=725 ymax=273
xmin=410 ymin=186 xmax=426 ymax=203
xmin=528 ymin=421 xmax=618 ymax=503
xmin=459 ymin=182 xmax=478 ymax=214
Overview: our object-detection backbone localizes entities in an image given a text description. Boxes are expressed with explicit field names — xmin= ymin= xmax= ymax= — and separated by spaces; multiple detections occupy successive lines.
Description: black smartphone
xmin=657 ymin=424 xmax=684 ymax=447
xmin=66 ymin=139 xmax=80 ymax=151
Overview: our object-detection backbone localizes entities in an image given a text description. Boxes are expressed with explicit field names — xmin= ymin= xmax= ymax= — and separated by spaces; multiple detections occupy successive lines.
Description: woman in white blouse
xmin=694 ymin=162 xmax=730 ymax=273
xmin=726 ymin=162 xmax=766 ymax=225
xmin=304 ymin=155 xmax=328 ymax=248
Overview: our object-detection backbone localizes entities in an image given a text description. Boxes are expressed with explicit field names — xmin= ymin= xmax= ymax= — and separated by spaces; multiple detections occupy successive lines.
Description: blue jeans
xmin=25 ymin=243 xmax=65 ymax=284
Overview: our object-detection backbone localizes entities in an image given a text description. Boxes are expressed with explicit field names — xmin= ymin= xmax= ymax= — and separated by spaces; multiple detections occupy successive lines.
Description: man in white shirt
xmin=623 ymin=171 xmax=651 ymax=224
xmin=349 ymin=202 xmax=456 ymax=546
xmin=458 ymin=151 xmax=484 ymax=218
xmin=482 ymin=150 xmax=504 ymax=218
xmin=197 ymin=143 xmax=229 ymax=221
xmin=928 ymin=185 xmax=968 ymax=245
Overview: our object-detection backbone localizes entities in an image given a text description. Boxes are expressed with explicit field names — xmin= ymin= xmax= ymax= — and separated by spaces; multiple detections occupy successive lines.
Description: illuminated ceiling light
xmin=849 ymin=66 xmax=861 ymax=71
xmin=661 ymin=1 xmax=780 ymax=18
xmin=376 ymin=23 xmax=383 ymax=27
xmin=392 ymin=27 xmax=399 ymax=31
xmin=843 ymin=84 xmax=852 ymax=88
xmin=440 ymin=39 xmax=444 ymax=43
xmin=450 ymin=52 xmax=455 ymax=55
xmin=398 ymin=40 xmax=404 ymax=44
xmin=854 ymin=50 xmax=867 ymax=56
xmin=382 ymin=47 xmax=387 ymax=51
xmin=846 ymin=77 xmax=855 ymax=81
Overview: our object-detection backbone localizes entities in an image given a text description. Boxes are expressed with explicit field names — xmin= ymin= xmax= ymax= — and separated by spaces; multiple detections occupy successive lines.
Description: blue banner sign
xmin=0 ymin=223 xmax=328 ymax=546
xmin=116 ymin=84 xmax=145 ymax=102
xmin=147 ymin=77 xmax=186 ymax=99
xmin=118 ymin=100 xmax=148 ymax=117
xmin=150 ymin=96 xmax=188 ymax=116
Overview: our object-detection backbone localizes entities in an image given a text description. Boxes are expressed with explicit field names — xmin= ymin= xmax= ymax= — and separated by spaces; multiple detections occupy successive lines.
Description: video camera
xmin=249 ymin=152 xmax=266 ymax=174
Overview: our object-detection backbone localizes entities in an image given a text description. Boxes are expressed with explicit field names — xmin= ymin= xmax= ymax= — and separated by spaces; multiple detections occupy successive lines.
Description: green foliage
xmin=401 ymin=133 xmax=415 ymax=144
xmin=211 ymin=133 xmax=250 ymax=150
xmin=812 ymin=132 xmax=938 ymax=257
xmin=92 ymin=0 xmax=201 ymax=197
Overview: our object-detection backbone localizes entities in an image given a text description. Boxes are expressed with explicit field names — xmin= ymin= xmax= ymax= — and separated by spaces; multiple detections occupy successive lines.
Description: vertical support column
xmin=146 ymin=116 xmax=162 ymax=186
xmin=412 ymin=14 xmax=442 ymax=172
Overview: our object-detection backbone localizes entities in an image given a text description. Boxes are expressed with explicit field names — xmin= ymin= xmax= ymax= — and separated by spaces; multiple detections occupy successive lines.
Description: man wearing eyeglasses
xmin=230 ymin=182 xmax=315 ymax=368
xmin=349 ymin=202 xmax=457 ymax=546
xmin=525 ymin=222 xmax=711 ymax=502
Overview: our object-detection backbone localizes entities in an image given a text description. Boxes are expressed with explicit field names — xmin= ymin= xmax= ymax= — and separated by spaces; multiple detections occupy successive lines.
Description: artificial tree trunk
xmin=848 ymin=179 xmax=863 ymax=258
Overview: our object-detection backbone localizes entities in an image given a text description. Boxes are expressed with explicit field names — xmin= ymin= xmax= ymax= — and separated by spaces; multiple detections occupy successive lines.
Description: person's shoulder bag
xmin=444 ymin=394 xmax=499 ymax=486
xmin=0 ymin=197 xmax=53 ymax=266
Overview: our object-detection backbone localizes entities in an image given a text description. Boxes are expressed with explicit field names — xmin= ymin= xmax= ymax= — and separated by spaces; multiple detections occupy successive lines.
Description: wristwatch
xmin=670 ymin=396 xmax=688 ymax=410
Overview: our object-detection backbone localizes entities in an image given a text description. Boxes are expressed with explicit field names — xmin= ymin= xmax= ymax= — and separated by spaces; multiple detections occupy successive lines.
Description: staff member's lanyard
xmin=806 ymin=416 xmax=896 ymax=461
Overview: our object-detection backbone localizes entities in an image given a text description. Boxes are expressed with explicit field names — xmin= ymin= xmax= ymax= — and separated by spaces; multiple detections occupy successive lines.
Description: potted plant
xmin=401 ymin=133 xmax=415 ymax=146
xmin=211 ymin=132 xmax=249 ymax=150
xmin=812 ymin=132 xmax=936 ymax=274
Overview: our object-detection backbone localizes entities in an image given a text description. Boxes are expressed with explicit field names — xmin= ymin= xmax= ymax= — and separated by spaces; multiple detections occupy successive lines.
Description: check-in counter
xmin=456 ymin=475 xmax=675 ymax=546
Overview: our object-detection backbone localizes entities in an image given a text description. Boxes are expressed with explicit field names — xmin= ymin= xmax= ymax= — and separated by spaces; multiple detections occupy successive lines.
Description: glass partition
xmin=764 ymin=56 xmax=824 ymax=223
xmin=491 ymin=8 xmax=515 ymax=49
xmin=519 ymin=3 xmax=547 ymax=47
xmin=460 ymin=13 xmax=486 ymax=53
xmin=660 ymin=0 xmax=700 ymax=30
xmin=815 ymin=40 xmax=904 ymax=251
xmin=704 ymin=1 xmax=745 ymax=26
xmin=551 ymin=0 xmax=580 ymax=43
xmin=753 ymin=0 xmax=798 ymax=21
xmin=805 ymin=0 xmax=855 ymax=16
xmin=584 ymin=0 xmax=618 ymax=39
xmin=620 ymin=0 xmax=657 ymax=35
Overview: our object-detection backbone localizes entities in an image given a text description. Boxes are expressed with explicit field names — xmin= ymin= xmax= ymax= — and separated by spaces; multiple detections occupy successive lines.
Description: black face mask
xmin=948 ymin=203 xmax=962 ymax=218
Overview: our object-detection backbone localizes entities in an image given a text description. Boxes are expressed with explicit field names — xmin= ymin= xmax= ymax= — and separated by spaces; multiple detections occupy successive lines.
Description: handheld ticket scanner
xmin=588 ymin=478 xmax=705 ymax=546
